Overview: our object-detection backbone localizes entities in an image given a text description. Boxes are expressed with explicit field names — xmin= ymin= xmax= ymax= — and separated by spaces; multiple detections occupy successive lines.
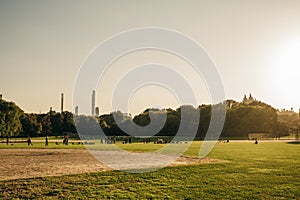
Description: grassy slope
xmin=0 ymin=142 xmax=300 ymax=199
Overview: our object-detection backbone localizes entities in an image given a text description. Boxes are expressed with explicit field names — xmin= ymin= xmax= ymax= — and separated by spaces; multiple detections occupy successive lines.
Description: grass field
xmin=0 ymin=141 xmax=299 ymax=199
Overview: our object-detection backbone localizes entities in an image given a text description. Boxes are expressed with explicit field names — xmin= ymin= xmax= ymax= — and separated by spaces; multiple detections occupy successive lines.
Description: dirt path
xmin=0 ymin=149 xmax=225 ymax=181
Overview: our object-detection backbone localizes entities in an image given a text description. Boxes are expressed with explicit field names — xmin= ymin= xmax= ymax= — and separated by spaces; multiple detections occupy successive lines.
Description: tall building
xmin=61 ymin=93 xmax=64 ymax=113
xmin=91 ymin=90 xmax=95 ymax=116
xmin=75 ymin=106 xmax=79 ymax=115
xmin=95 ymin=107 xmax=99 ymax=116
xmin=0 ymin=94 xmax=2 ymax=100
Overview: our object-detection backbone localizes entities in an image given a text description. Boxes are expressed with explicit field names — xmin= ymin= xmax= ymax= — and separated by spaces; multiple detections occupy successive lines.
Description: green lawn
xmin=0 ymin=141 xmax=86 ymax=149
xmin=1 ymin=141 xmax=300 ymax=199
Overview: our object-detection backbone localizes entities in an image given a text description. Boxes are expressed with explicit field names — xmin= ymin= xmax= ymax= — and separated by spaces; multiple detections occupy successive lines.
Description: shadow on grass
xmin=287 ymin=141 xmax=300 ymax=144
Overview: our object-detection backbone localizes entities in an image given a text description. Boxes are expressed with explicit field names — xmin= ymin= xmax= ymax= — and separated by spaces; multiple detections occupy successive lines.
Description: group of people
xmin=100 ymin=137 xmax=116 ymax=144
xmin=123 ymin=137 xmax=132 ymax=144
xmin=143 ymin=138 xmax=151 ymax=144
xmin=25 ymin=135 xmax=68 ymax=146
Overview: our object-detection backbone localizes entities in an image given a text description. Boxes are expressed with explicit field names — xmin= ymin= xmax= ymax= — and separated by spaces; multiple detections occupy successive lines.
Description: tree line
xmin=0 ymin=98 xmax=294 ymax=138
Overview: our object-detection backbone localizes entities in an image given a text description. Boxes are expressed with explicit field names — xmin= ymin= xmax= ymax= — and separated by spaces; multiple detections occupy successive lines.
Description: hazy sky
xmin=1 ymin=0 xmax=300 ymax=115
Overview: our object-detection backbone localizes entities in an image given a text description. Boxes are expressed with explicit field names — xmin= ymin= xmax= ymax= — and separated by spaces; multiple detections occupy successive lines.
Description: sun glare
xmin=269 ymin=38 xmax=300 ymax=110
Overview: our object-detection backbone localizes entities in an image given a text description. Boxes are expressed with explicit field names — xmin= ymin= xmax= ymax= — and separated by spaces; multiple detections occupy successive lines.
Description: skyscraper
xmin=0 ymin=94 xmax=2 ymax=100
xmin=75 ymin=106 xmax=79 ymax=115
xmin=61 ymin=93 xmax=64 ymax=113
xmin=91 ymin=90 xmax=95 ymax=116
xmin=95 ymin=107 xmax=99 ymax=116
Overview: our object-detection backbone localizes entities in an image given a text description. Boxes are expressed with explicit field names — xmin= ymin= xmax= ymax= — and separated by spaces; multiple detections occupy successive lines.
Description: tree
xmin=62 ymin=111 xmax=76 ymax=133
xmin=75 ymin=115 xmax=100 ymax=138
xmin=37 ymin=113 xmax=52 ymax=135
xmin=0 ymin=99 xmax=23 ymax=137
xmin=50 ymin=112 xmax=63 ymax=135
xmin=20 ymin=113 xmax=42 ymax=136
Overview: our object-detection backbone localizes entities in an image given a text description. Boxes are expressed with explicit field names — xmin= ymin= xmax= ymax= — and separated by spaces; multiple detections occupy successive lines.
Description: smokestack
xmin=91 ymin=90 xmax=95 ymax=116
xmin=61 ymin=93 xmax=64 ymax=113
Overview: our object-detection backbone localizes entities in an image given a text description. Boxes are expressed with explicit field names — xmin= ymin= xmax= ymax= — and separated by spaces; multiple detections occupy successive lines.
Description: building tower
xmin=91 ymin=90 xmax=95 ymax=116
xmin=75 ymin=106 xmax=79 ymax=115
xmin=95 ymin=107 xmax=99 ymax=116
xmin=243 ymin=93 xmax=255 ymax=104
xmin=61 ymin=93 xmax=64 ymax=113
xmin=248 ymin=93 xmax=254 ymax=101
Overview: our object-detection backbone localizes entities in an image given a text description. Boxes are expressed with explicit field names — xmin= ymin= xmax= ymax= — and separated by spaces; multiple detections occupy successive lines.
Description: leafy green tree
xmin=159 ymin=109 xmax=180 ymax=136
xmin=20 ymin=113 xmax=42 ymax=136
xmin=50 ymin=112 xmax=63 ymax=135
xmin=37 ymin=113 xmax=52 ymax=135
xmin=222 ymin=101 xmax=278 ymax=138
xmin=75 ymin=115 xmax=100 ymax=138
xmin=0 ymin=99 xmax=23 ymax=137
xmin=133 ymin=109 xmax=151 ymax=127
xmin=62 ymin=111 xmax=76 ymax=133
xmin=197 ymin=104 xmax=212 ymax=138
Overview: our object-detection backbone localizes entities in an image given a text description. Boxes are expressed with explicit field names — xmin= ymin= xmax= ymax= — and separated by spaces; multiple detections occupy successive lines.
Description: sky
xmin=1 ymin=0 xmax=300 ymax=115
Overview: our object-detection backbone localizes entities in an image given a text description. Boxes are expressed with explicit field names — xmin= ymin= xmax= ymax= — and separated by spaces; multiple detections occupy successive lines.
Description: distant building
xmin=61 ymin=93 xmax=64 ymax=113
xmin=243 ymin=93 xmax=255 ymax=104
xmin=0 ymin=94 xmax=2 ymax=100
xmin=111 ymin=111 xmax=132 ymax=122
xmin=95 ymin=107 xmax=99 ymax=116
xmin=278 ymin=108 xmax=296 ymax=116
xmin=91 ymin=90 xmax=95 ymax=116
xmin=75 ymin=106 xmax=79 ymax=115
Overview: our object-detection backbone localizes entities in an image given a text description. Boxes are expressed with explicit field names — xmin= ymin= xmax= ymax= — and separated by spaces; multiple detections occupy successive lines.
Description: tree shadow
xmin=287 ymin=141 xmax=300 ymax=144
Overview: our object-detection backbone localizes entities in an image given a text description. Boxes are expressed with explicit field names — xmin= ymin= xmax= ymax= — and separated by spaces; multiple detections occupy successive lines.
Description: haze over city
xmin=1 ymin=0 xmax=300 ymax=115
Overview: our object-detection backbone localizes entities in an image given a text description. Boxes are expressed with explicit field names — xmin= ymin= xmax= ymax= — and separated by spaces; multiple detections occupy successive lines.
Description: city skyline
xmin=1 ymin=1 xmax=300 ymax=115
xmin=0 ymin=92 xmax=298 ymax=116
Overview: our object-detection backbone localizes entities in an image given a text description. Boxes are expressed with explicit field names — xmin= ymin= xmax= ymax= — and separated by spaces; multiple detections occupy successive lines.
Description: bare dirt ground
xmin=0 ymin=149 xmax=225 ymax=181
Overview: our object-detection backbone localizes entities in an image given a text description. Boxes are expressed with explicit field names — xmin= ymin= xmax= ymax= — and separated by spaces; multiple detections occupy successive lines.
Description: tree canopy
xmin=0 ymin=98 xmax=293 ymax=138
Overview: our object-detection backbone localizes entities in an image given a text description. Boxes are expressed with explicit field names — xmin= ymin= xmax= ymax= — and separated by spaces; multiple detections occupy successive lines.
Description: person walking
xmin=6 ymin=135 xmax=9 ymax=145
xmin=45 ymin=135 xmax=49 ymax=146
xmin=27 ymin=137 xmax=33 ymax=146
